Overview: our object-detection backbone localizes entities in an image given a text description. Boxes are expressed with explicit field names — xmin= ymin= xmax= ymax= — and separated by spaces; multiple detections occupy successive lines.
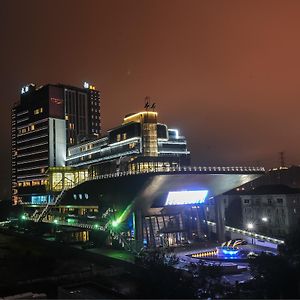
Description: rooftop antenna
xmin=279 ymin=151 xmax=285 ymax=167
xmin=150 ymin=102 xmax=156 ymax=111
xmin=144 ymin=96 xmax=150 ymax=111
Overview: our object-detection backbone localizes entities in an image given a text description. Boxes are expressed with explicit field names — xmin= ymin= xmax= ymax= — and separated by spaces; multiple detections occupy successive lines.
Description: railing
xmin=42 ymin=217 xmax=141 ymax=254
xmin=206 ymin=220 xmax=284 ymax=245
xmin=33 ymin=188 xmax=66 ymax=222
xmin=89 ymin=166 xmax=265 ymax=181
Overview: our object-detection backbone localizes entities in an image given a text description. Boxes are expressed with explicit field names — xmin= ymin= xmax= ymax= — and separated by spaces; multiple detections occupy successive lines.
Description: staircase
xmin=34 ymin=189 xmax=66 ymax=223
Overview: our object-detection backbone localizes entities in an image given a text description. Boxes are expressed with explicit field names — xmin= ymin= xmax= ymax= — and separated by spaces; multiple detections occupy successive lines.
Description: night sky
xmin=1 ymin=0 xmax=300 ymax=199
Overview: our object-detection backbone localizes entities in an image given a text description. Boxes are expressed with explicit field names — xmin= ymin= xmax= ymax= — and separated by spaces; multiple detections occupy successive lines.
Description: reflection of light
xmin=262 ymin=217 xmax=268 ymax=222
xmin=165 ymin=190 xmax=208 ymax=205
xmin=247 ymin=223 xmax=254 ymax=230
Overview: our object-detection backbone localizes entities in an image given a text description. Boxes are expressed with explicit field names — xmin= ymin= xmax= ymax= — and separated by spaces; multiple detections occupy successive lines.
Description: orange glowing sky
xmin=1 ymin=0 xmax=300 ymax=198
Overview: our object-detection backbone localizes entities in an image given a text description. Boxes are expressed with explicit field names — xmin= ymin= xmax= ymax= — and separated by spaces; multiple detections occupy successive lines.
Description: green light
xmin=94 ymin=224 xmax=99 ymax=229
xmin=112 ymin=220 xmax=120 ymax=228
xmin=21 ymin=215 xmax=26 ymax=220
xmin=67 ymin=218 xmax=74 ymax=224
xmin=54 ymin=219 xmax=58 ymax=224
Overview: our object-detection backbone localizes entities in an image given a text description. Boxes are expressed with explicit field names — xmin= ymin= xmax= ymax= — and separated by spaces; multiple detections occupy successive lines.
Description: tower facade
xmin=11 ymin=82 xmax=101 ymax=204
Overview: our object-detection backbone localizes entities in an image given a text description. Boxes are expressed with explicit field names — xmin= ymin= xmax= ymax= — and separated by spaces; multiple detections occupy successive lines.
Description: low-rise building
xmin=225 ymin=185 xmax=300 ymax=238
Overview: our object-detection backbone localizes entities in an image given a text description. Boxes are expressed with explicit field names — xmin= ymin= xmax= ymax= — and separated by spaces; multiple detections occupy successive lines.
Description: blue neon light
xmin=165 ymin=190 xmax=208 ymax=206
xmin=222 ymin=249 xmax=239 ymax=256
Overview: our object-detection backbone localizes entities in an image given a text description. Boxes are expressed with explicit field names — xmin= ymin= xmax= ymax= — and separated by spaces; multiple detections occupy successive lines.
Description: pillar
xmin=215 ymin=196 xmax=226 ymax=242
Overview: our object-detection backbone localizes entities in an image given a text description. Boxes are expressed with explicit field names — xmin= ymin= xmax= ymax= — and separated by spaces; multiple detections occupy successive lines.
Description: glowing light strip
xmin=123 ymin=111 xmax=157 ymax=121
xmin=18 ymin=165 xmax=48 ymax=172
xmin=18 ymin=142 xmax=48 ymax=151
xmin=16 ymin=117 xmax=29 ymax=123
xmin=109 ymin=137 xmax=141 ymax=147
xmin=69 ymin=150 xmax=139 ymax=167
xmin=159 ymin=151 xmax=190 ymax=154
xmin=18 ymin=149 xmax=48 ymax=157
xmin=17 ymin=157 xmax=48 ymax=165
xmin=158 ymin=141 xmax=187 ymax=145
xmin=67 ymin=137 xmax=141 ymax=161
xmin=68 ymin=137 xmax=109 ymax=152
xmin=17 ymin=134 xmax=48 ymax=144
xmin=17 ymin=174 xmax=47 ymax=180
xmin=16 ymin=110 xmax=29 ymax=117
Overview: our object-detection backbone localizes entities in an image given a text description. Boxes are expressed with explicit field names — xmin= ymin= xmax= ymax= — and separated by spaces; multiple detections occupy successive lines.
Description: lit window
xmin=117 ymin=134 xmax=121 ymax=142
xmin=123 ymin=133 xmax=127 ymax=140
xmin=34 ymin=107 xmax=43 ymax=115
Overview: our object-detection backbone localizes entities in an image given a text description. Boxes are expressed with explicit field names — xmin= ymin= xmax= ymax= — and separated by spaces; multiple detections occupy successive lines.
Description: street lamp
xmin=247 ymin=223 xmax=254 ymax=230
xmin=262 ymin=217 xmax=268 ymax=223
xmin=247 ymin=222 xmax=254 ymax=244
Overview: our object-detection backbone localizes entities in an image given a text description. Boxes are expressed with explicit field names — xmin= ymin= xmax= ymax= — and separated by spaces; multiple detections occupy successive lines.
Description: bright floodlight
xmin=247 ymin=223 xmax=254 ymax=230
xmin=262 ymin=217 xmax=268 ymax=222
xmin=165 ymin=190 xmax=208 ymax=206
xmin=112 ymin=220 xmax=120 ymax=228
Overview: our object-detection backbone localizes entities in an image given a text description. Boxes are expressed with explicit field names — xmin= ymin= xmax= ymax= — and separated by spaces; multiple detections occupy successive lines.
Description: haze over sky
xmin=1 ymin=0 xmax=300 ymax=199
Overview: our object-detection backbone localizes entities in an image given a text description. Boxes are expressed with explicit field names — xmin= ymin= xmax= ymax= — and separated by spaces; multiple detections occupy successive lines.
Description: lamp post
xmin=247 ymin=222 xmax=254 ymax=244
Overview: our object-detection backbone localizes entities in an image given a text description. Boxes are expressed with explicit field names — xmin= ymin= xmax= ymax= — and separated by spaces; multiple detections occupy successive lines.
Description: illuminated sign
xmin=83 ymin=82 xmax=96 ymax=90
xmin=21 ymin=83 xmax=35 ymax=94
xmin=165 ymin=190 xmax=208 ymax=206
xmin=21 ymin=85 xmax=29 ymax=94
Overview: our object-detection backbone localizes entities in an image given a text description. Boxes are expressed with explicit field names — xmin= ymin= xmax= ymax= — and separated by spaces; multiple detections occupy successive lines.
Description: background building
xmin=224 ymin=184 xmax=300 ymax=238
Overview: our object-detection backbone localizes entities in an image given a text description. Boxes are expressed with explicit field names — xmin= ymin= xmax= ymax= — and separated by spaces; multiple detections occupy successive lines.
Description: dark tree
xmin=135 ymin=249 xmax=196 ymax=299
xmin=250 ymin=223 xmax=300 ymax=298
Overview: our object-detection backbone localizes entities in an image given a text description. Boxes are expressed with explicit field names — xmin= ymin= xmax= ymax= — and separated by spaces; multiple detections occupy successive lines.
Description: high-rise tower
xmin=11 ymin=82 xmax=101 ymax=204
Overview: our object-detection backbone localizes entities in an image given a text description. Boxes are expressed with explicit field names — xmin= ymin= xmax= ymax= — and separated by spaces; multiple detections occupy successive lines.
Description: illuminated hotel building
xmin=11 ymin=82 xmax=100 ymax=204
